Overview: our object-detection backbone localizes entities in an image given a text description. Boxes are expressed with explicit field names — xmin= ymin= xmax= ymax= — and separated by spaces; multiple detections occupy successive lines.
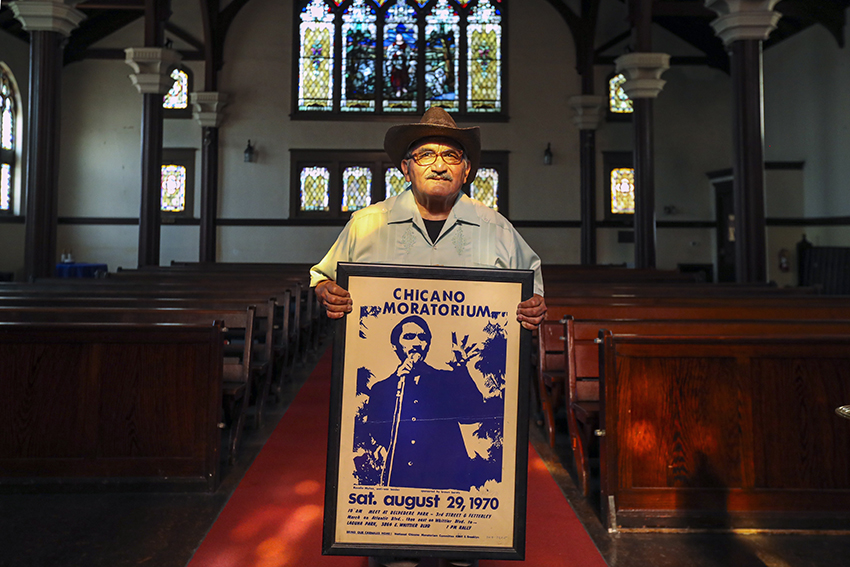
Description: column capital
xmin=705 ymin=0 xmax=782 ymax=45
xmin=124 ymin=47 xmax=182 ymax=94
xmin=568 ymin=95 xmax=605 ymax=131
xmin=614 ymin=52 xmax=671 ymax=99
xmin=10 ymin=0 xmax=85 ymax=36
xmin=190 ymin=92 xmax=229 ymax=128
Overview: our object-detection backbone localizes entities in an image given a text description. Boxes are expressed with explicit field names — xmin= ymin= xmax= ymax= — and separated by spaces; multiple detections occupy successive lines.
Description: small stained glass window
xmin=342 ymin=166 xmax=372 ymax=211
xmin=0 ymin=68 xmax=17 ymax=213
xmin=299 ymin=0 xmax=335 ymax=111
xmin=1 ymin=163 xmax=10 ymax=210
xmin=609 ymin=73 xmax=632 ymax=114
xmin=161 ymin=164 xmax=187 ymax=212
xmin=163 ymin=68 xmax=189 ymax=110
xmin=470 ymin=167 xmax=498 ymax=211
xmin=385 ymin=168 xmax=407 ymax=198
xmin=300 ymin=166 xmax=331 ymax=211
xmin=610 ymin=167 xmax=635 ymax=215
xmin=467 ymin=0 xmax=502 ymax=113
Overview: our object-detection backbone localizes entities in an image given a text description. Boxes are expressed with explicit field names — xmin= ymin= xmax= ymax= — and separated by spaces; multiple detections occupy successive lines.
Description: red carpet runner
xmin=188 ymin=348 xmax=608 ymax=567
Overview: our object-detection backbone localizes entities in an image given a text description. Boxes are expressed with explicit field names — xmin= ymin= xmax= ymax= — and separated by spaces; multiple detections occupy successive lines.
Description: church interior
xmin=2 ymin=0 xmax=850 ymax=566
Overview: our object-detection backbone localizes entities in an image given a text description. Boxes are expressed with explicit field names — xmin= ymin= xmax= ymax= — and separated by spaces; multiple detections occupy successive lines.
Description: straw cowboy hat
xmin=384 ymin=107 xmax=481 ymax=184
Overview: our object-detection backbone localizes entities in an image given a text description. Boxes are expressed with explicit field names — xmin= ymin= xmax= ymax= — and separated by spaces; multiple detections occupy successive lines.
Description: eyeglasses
xmin=407 ymin=149 xmax=464 ymax=166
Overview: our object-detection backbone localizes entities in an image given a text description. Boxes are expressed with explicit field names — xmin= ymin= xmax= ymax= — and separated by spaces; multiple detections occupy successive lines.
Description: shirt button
xmin=413 ymin=399 xmax=418 ymax=404
xmin=411 ymin=440 xmax=416 ymax=444
xmin=411 ymin=417 xmax=416 ymax=421
xmin=408 ymin=461 xmax=413 ymax=466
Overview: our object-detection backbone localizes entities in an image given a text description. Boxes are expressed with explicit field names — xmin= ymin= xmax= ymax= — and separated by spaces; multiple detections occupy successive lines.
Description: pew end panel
xmin=600 ymin=333 xmax=850 ymax=531
xmin=0 ymin=323 xmax=223 ymax=492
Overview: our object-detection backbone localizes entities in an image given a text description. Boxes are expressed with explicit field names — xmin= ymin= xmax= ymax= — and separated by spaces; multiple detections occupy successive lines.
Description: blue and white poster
xmin=324 ymin=264 xmax=531 ymax=559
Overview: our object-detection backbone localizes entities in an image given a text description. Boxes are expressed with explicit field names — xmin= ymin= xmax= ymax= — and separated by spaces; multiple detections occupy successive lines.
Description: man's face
xmin=397 ymin=321 xmax=430 ymax=360
xmin=401 ymin=137 xmax=470 ymax=208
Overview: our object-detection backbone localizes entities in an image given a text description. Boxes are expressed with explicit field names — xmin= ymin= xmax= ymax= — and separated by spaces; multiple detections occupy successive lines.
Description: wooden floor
xmin=1 ymin=338 xmax=849 ymax=567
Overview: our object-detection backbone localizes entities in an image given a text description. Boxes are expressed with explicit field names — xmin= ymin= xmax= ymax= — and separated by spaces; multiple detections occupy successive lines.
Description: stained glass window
xmin=342 ymin=0 xmax=377 ymax=112
xmin=425 ymin=0 xmax=459 ymax=111
xmin=383 ymin=2 xmax=418 ymax=112
xmin=467 ymin=0 xmax=502 ymax=112
xmin=161 ymin=164 xmax=187 ymax=212
xmin=295 ymin=0 xmax=504 ymax=117
xmin=163 ymin=68 xmax=188 ymax=110
xmin=299 ymin=0 xmax=335 ymax=111
xmin=385 ymin=168 xmax=407 ymax=199
xmin=342 ymin=166 xmax=372 ymax=211
xmin=300 ymin=166 xmax=331 ymax=211
xmin=610 ymin=167 xmax=635 ymax=215
xmin=1 ymin=68 xmax=17 ymax=213
xmin=470 ymin=167 xmax=498 ymax=211
xmin=609 ymin=73 xmax=633 ymax=114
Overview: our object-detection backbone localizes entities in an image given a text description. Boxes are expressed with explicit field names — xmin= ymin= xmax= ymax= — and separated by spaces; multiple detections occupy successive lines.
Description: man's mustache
xmin=426 ymin=172 xmax=453 ymax=181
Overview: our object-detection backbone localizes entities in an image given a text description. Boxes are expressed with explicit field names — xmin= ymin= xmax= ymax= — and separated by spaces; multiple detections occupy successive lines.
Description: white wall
xmin=1 ymin=0 xmax=847 ymax=280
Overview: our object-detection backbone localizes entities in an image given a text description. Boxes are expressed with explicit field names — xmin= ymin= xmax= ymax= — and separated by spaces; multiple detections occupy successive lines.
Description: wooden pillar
xmin=569 ymin=95 xmax=604 ymax=265
xmin=706 ymin=0 xmax=781 ymax=283
xmin=191 ymin=91 xmax=227 ymax=263
xmin=11 ymin=1 xmax=85 ymax=281
xmin=616 ymin=0 xmax=668 ymax=269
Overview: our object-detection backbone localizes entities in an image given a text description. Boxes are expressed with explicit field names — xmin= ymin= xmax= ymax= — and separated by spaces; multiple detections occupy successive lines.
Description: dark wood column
xmin=23 ymin=31 xmax=64 ymax=281
xmin=579 ymin=128 xmax=597 ymax=265
xmin=199 ymin=127 xmax=219 ymax=262
xmin=731 ymin=39 xmax=767 ymax=282
xmin=632 ymin=97 xmax=656 ymax=268
xmin=138 ymin=92 xmax=164 ymax=267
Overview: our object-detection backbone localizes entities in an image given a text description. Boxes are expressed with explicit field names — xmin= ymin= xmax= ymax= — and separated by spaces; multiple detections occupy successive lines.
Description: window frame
xmin=290 ymin=148 xmax=509 ymax=220
xmin=291 ymin=0 xmax=509 ymax=121
xmin=160 ymin=148 xmax=196 ymax=219
xmin=602 ymin=150 xmax=634 ymax=222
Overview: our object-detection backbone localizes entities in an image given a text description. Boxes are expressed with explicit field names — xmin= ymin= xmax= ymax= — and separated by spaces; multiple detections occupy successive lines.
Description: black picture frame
xmin=322 ymin=262 xmax=533 ymax=561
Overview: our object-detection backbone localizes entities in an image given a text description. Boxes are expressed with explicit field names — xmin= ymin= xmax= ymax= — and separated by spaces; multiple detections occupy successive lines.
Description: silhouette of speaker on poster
xmin=323 ymin=263 xmax=532 ymax=561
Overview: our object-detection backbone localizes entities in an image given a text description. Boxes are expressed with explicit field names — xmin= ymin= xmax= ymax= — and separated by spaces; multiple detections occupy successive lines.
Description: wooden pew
xmin=0 ymin=322 xmax=224 ymax=492
xmin=594 ymin=323 xmax=850 ymax=530
xmin=0 ymin=305 xmax=257 ymax=465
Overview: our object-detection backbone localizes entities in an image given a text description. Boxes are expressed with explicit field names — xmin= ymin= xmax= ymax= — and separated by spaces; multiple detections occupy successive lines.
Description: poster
xmin=323 ymin=263 xmax=532 ymax=561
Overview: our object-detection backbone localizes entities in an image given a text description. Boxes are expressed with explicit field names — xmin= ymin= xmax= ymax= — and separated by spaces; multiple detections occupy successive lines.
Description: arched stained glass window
xmin=609 ymin=73 xmax=632 ymax=114
xmin=163 ymin=68 xmax=189 ymax=110
xmin=301 ymin=166 xmax=331 ymax=211
xmin=295 ymin=0 xmax=505 ymax=118
xmin=385 ymin=168 xmax=407 ymax=198
xmin=342 ymin=166 xmax=372 ymax=211
xmin=469 ymin=167 xmax=498 ymax=211
xmin=0 ymin=67 xmax=19 ymax=213
xmin=299 ymin=0 xmax=336 ymax=111
xmin=610 ymin=167 xmax=635 ymax=215
xmin=161 ymin=164 xmax=187 ymax=212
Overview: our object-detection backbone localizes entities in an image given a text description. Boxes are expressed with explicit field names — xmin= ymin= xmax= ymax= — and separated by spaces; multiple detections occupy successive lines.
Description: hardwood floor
xmin=1 ymin=341 xmax=848 ymax=567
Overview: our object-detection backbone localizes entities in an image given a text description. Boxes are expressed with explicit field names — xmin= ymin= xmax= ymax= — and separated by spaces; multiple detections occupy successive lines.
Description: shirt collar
xmin=387 ymin=188 xmax=481 ymax=228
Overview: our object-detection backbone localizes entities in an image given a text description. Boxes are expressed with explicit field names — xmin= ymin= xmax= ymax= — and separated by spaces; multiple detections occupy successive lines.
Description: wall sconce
xmin=244 ymin=140 xmax=255 ymax=163
xmin=543 ymin=143 xmax=553 ymax=166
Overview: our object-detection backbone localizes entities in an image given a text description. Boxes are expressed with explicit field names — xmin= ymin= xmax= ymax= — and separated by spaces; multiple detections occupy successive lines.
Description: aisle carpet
xmin=187 ymin=348 xmax=608 ymax=567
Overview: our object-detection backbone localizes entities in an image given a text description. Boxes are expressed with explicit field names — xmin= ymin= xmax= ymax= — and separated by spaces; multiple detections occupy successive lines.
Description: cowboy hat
xmin=384 ymin=107 xmax=481 ymax=184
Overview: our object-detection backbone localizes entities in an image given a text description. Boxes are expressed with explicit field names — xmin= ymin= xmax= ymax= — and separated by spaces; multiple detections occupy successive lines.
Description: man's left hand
xmin=517 ymin=294 xmax=547 ymax=331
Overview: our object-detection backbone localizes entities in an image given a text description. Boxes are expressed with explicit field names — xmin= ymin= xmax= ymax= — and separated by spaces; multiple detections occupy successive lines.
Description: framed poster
xmin=323 ymin=262 xmax=533 ymax=561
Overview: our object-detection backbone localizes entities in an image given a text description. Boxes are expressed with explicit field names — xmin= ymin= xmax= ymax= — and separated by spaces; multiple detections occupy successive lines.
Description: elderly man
xmin=311 ymin=107 xmax=547 ymax=330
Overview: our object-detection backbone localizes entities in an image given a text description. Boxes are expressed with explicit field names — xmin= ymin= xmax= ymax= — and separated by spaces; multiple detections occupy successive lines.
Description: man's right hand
xmin=315 ymin=279 xmax=353 ymax=319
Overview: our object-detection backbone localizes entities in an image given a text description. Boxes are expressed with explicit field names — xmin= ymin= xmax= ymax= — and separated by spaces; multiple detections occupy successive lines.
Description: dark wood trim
xmin=707 ymin=161 xmax=805 ymax=180
xmin=199 ymin=128 xmax=219 ymax=262
xmin=0 ymin=215 xmax=25 ymax=224
xmin=579 ymin=129 xmax=597 ymax=264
